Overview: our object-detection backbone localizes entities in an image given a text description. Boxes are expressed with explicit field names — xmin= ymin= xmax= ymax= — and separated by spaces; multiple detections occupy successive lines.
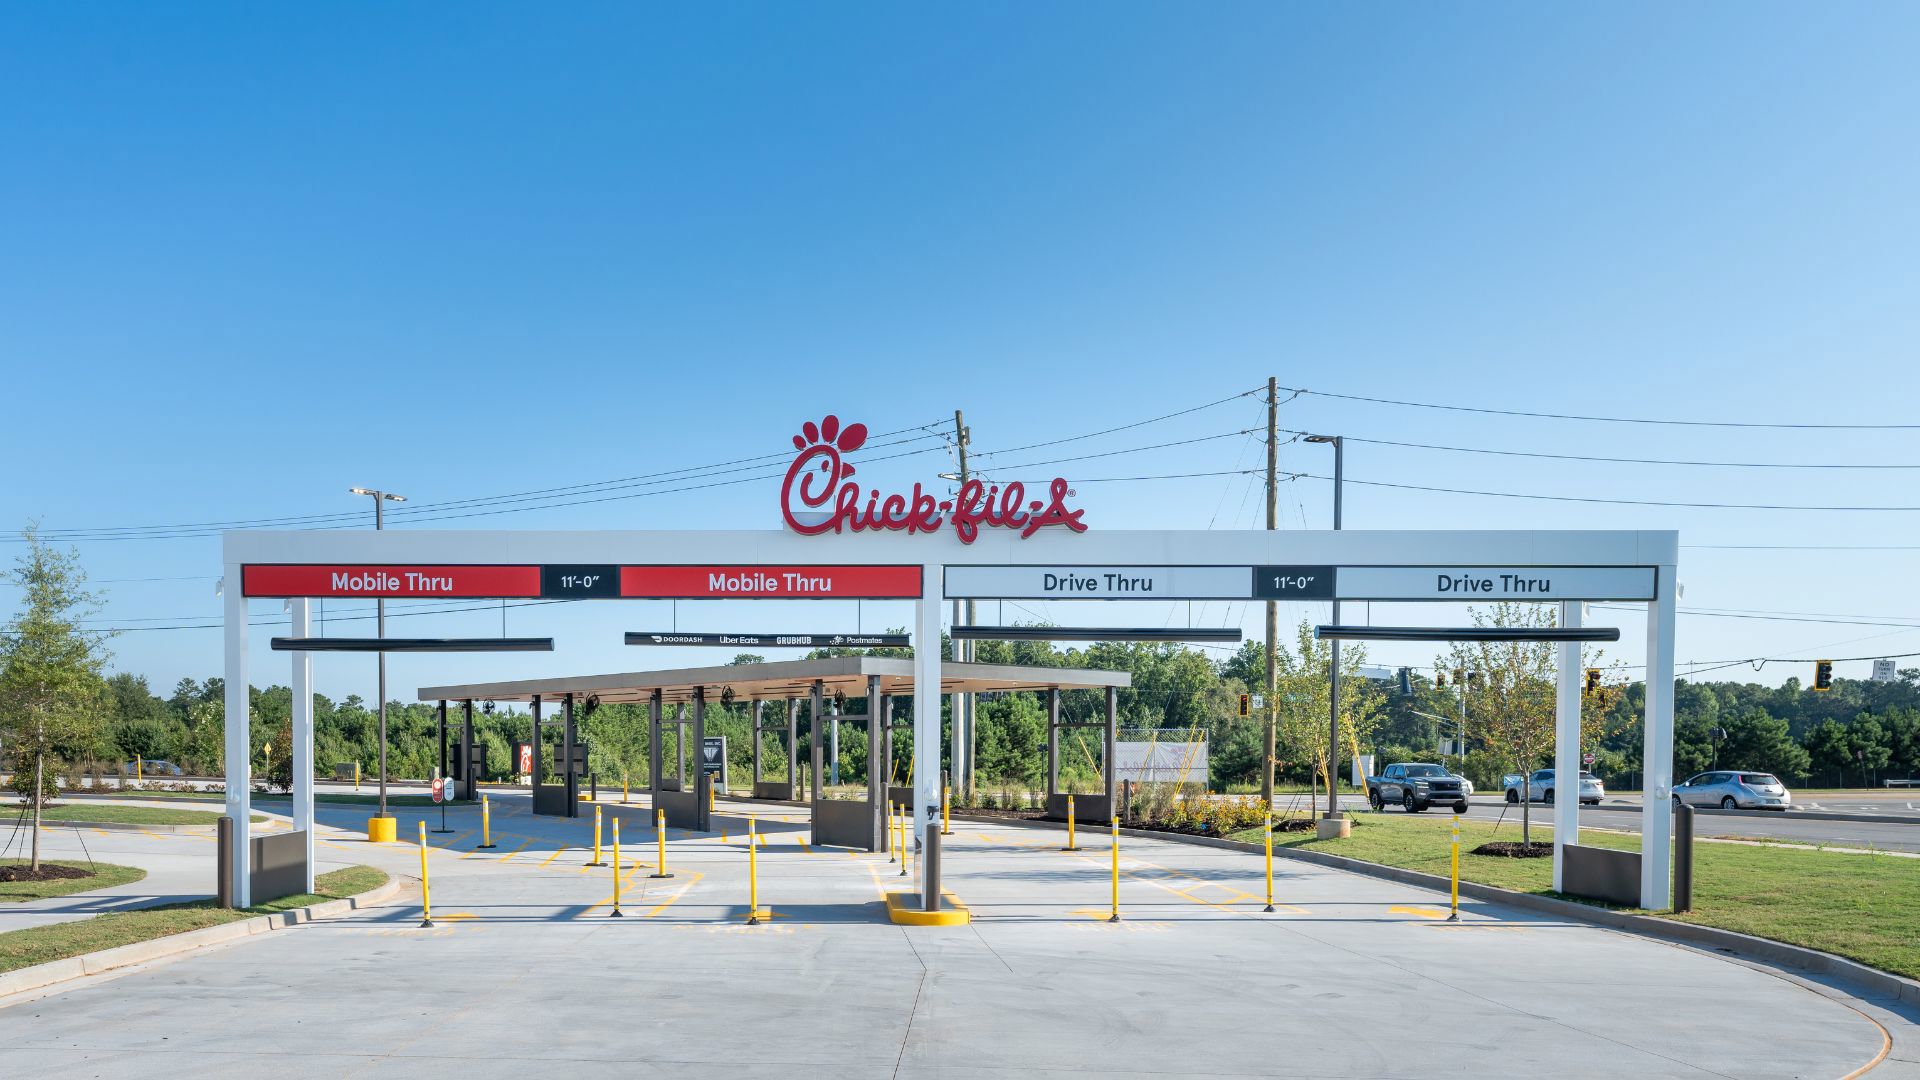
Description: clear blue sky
xmin=4 ymin=4 xmax=1918 ymax=701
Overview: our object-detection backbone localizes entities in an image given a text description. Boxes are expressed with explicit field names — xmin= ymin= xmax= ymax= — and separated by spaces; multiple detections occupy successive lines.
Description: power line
xmin=1278 ymin=430 xmax=1920 ymax=470
xmin=22 ymin=420 xmax=953 ymax=542
xmin=1283 ymin=470 xmax=1920 ymax=512
xmin=1275 ymin=384 xmax=1920 ymax=430
xmin=970 ymin=386 xmax=1269 ymax=459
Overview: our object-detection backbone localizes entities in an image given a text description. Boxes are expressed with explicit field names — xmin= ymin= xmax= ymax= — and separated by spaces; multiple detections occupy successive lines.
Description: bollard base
xmin=744 ymin=907 xmax=773 ymax=925
xmin=885 ymin=892 xmax=969 ymax=926
xmin=610 ymin=908 xmax=624 ymax=918
xmin=648 ymin=872 xmax=675 ymax=879
xmin=1107 ymin=912 xmax=1120 ymax=923
xmin=477 ymin=844 xmax=497 ymax=849
xmin=367 ymin=816 xmax=398 ymax=843
xmin=419 ymin=918 xmax=435 ymax=929
xmin=586 ymin=861 xmax=606 ymax=868
xmin=1316 ymin=817 xmax=1352 ymax=840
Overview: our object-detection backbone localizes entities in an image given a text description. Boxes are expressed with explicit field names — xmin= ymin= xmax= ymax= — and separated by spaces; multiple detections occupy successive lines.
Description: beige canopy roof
xmin=417 ymin=656 xmax=1129 ymax=706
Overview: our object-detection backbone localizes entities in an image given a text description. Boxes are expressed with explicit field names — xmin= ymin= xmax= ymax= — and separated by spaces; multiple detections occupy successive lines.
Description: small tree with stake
xmin=1443 ymin=603 xmax=1557 ymax=851
xmin=0 ymin=524 xmax=110 ymax=873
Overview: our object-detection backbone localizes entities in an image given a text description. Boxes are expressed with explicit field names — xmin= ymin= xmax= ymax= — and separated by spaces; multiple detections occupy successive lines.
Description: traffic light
xmin=1453 ymin=667 xmax=1466 ymax=688
xmin=1238 ymin=693 xmax=1251 ymax=717
xmin=1397 ymin=667 xmax=1413 ymax=695
xmin=1584 ymin=668 xmax=1601 ymax=695
xmin=1434 ymin=669 xmax=1447 ymax=688
xmin=1814 ymin=660 xmax=1834 ymax=691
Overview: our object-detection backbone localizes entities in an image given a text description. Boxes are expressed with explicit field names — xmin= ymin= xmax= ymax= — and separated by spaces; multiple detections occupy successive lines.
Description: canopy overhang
xmin=417 ymin=656 xmax=1130 ymax=706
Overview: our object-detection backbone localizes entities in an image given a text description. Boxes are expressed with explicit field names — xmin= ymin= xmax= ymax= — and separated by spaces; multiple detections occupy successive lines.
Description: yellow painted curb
xmin=885 ymin=891 xmax=971 ymax=927
xmin=367 ymin=816 xmax=397 ymax=843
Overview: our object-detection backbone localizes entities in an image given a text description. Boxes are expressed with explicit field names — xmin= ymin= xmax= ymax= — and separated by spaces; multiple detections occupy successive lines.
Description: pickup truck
xmin=1368 ymin=763 xmax=1471 ymax=813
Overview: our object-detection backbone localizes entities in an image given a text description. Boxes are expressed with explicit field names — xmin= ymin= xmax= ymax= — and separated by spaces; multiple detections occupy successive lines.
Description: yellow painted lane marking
xmin=538 ymin=846 xmax=571 ymax=869
xmin=1389 ymin=905 xmax=1450 ymax=920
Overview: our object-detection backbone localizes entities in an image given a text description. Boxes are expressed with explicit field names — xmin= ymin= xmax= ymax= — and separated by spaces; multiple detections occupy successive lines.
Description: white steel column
xmin=222 ymin=563 xmax=252 ymax=907
xmin=290 ymin=598 xmax=316 ymax=893
xmin=1640 ymin=567 xmax=1678 ymax=909
xmin=1551 ymin=601 xmax=1582 ymax=893
xmin=912 ymin=566 xmax=943 ymax=863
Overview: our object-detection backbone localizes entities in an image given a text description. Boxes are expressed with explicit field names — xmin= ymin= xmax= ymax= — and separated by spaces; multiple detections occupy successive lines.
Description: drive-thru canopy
xmin=220 ymin=523 xmax=1679 ymax=912
xmin=418 ymin=657 xmax=1132 ymax=848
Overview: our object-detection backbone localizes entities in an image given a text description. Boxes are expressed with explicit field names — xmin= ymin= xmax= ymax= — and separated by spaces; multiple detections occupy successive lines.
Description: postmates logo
xmin=779 ymin=414 xmax=1086 ymax=544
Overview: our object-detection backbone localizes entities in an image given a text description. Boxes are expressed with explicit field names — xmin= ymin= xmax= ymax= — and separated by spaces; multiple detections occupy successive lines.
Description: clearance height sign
xmin=240 ymin=564 xmax=924 ymax=600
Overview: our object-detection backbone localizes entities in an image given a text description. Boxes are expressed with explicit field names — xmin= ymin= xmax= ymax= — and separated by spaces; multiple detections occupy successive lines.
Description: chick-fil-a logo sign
xmin=781 ymin=415 xmax=1086 ymax=544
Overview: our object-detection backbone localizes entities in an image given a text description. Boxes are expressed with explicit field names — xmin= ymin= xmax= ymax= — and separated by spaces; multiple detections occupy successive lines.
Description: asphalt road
xmin=1294 ymin=792 xmax=1920 ymax=852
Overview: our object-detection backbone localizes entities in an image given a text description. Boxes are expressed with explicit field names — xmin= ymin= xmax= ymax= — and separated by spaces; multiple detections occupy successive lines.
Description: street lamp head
xmin=1303 ymin=434 xmax=1340 ymax=445
xmin=349 ymin=487 xmax=376 ymax=496
xmin=350 ymin=487 xmax=407 ymax=502
xmin=384 ymin=493 xmax=407 ymax=503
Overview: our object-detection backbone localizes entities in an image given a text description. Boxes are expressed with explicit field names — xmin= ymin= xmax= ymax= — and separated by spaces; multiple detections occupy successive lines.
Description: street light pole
xmin=1305 ymin=435 xmax=1343 ymax=821
xmin=350 ymin=487 xmax=407 ymax=832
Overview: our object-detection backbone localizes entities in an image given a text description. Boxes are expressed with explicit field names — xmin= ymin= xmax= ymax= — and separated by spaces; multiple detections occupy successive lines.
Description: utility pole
xmin=350 ymin=487 xmax=407 ymax=833
xmin=1303 ymin=435 xmax=1344 ymax=822
xmin=1263 ymin=377 xmax=1278 ymax=809
xmin=952 ymin=410 xmax=975 ymax=801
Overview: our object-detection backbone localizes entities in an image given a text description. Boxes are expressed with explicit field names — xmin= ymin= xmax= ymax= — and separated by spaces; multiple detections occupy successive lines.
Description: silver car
xmin=1674 ymin=770 xmax=1792 ymax=811
xmin=1503 ymin=768 xmax=1604 ymax=805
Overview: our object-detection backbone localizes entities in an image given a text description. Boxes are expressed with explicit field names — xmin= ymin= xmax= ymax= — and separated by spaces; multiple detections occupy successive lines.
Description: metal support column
xmin=530 ymin=694 xmax=543 ymax=793
xmin=648 ymin=689 xmax=663 ymax=800
xmin=868 ymin=673 xmax=885 ymax=850
xmin=221 ymin=559 xmax=251 ymax=906
xmin=563 ymin=692 xmax=578 ymax=817
xmin=809 ymin=680 xmax=825 ymax=805
xmin=786 ymin=698 xmax=799 ymax=798
xmin=1105 ymin=685 xmax=1118 ymax=813
xmin=290 ymin=597 xmax=315 ymax=893
xmin=1552 ymin=600 xmax=1583 ymax=893
xmin=460 ymin=700 xmax=476 ymax=801
xmin=1642 ymin=566 xmax=1678 ymax=909
xmin=830 ymin=695 xmax=841 ymax=787
xmin=1046 ymin=687 xmax=1061 ymax=796
xmin=693 ymin=686 xmax=709 ymax=833
xmin=751 ymin=699 xmax=763 ymax=786
xmin=437 ymin=700 xmax=449 ymax=784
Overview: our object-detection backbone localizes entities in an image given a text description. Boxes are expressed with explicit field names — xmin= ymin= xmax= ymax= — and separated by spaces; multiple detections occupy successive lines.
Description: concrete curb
xmin=1566 ymin=802 xmax=1920 ymax=826
xmin=0 ymin=875 xmax=405 ymax=1003
xmin=26 ymin=819 xmax=222 ymax=834
xmin=958 ymin=812 xmax=1920 ymax=1013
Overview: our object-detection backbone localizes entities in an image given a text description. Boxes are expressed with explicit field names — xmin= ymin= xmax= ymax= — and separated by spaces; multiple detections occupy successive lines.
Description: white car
xmin=1503 ymin=768 xmax=1603 ymax=806
xmin=1673 ymin=771 xmax=1792 ymax=811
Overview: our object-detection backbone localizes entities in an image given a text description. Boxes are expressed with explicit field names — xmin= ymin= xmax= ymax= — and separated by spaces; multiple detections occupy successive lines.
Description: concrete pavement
xmin=2 ymin=792 xmax=1915 ymax=1078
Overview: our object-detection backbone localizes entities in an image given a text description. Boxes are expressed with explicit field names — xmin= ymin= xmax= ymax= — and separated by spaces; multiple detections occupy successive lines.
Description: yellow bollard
xmin=136 ymin=758 xmax=142 ymax=784
xmin=650 ymin=809 xmax=674 ymax=879
xmin=1448 ymin=811 xmax=1461 ymax=921
xmin=887 ymin=800 xmax=897 ymax=863
xmin=747 ymin=815 xmax=768 ymax=925
xmin=895 ymin=803 xmax=907 ymax=877
xmin=622 ymin=777 xmax=629 ymax=804
xmin=477 ymin=794 xmax=495 ymax=849
xmin=1063 ymin=794 xmax=1080 ymax=851
xmin=1263 ymin=812 xmax=1275 ymax=913
xmin=417 ymin=821 xmax=434 ymax=928
xmin=942 ymin=785 xmax=952 ymax=835
xmin=1108 ymin=816 xmax=1121 ymax=923
xmin=610 ymin=818 xmax=624 ymax=918
xmin=355 ymin=761 xmax=361 ymax=792
xmin=589 ymin=805 xmax=605 ymax=866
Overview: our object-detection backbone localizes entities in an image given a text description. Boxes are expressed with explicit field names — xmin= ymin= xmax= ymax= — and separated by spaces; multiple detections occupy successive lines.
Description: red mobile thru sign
xmin=620 ymin=565 xmax=922 ymax=599
xmin=781 ymin=414 xmax=1086 ymax=544
xmin=242 ymin=564 xmax=541 ymax=598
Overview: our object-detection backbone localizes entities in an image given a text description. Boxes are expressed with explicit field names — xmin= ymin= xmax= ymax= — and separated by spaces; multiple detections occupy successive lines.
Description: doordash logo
xmin=780 ymin=414 xmax=1086 ymax=544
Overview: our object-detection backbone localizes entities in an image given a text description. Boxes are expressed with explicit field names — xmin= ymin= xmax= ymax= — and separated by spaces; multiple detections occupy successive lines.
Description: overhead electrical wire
xmin=1276 ymin=430 xmax=1920 ymax=470
xmin=1273 ymin=384 xmax=1920 ymax=430
xmin=1276 ymin=470 xmax=1920 ymax=512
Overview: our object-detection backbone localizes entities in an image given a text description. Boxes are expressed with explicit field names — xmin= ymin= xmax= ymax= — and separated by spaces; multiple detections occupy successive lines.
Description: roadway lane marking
xmin=1389 ymin=905 xmax=1450 ymax=920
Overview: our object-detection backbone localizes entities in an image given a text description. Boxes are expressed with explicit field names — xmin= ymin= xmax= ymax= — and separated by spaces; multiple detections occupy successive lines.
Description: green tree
xmin=1444 ymin=603 xmax=1557 ymax=847
xmin=0 ymin=525 xmax=111 ymax=870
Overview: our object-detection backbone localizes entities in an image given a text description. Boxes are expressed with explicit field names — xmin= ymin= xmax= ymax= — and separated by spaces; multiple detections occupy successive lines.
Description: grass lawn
xmin=28 ymin=804 xmax=266 ymax=826
xmin=1232 ymin=813 xmax=1920 ymax=981
xmin=0 ymin=865 xmax=390 ymax=975
xmin=0 ymin=862 xmax=148 ymax=903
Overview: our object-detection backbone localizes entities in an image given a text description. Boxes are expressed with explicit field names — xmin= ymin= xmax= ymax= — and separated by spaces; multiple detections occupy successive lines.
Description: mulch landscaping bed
xmin=1471 ymin=841 xmax=1555 ymax=858
xmin=0 ymin=864 xmax=93 ymax=884
xmin=958 ymin=806 xmax=1318 ymax=839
